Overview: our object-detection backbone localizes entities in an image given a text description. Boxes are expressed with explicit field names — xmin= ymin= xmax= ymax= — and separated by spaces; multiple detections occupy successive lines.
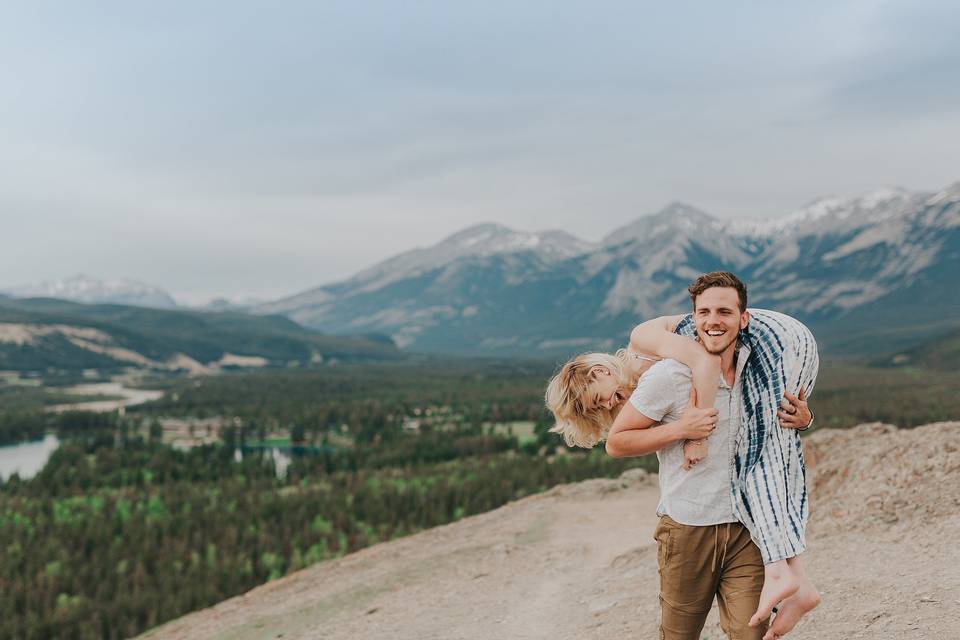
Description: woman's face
xmin=584 ymin=367 xmax=625 ymax=412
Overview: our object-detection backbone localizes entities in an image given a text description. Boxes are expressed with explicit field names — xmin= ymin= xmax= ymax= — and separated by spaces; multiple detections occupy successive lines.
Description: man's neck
xmin=719 ymin=343 xmax=738 ymax=386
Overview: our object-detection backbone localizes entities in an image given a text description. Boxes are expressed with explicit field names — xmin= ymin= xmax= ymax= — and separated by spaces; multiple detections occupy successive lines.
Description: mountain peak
xmin=653 ymin=201 xmax=714 ymax=220
xmin=740 ymin=186 xmax=918 ymax=238
xmin=438 ymin=223 xmax=592 ymax=260
xmin=329 ymin=222 xmax=593 ymax=295
xmin=603 ymin=202 xmax=720 ymax=245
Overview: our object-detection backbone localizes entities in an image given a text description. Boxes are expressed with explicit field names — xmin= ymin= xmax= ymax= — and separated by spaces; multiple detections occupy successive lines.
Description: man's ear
xmin=740 ymin=309 xmax=751 ymax=330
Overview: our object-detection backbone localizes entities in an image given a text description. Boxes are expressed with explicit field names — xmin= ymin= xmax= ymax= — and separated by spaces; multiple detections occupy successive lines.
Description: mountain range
xmin=3 ymin=275 xmax=179 ymax=309
xmin=0 ymin=297 xmax=397 ymax=373
xmin=256 ymin=180 xmax=960 ymax=356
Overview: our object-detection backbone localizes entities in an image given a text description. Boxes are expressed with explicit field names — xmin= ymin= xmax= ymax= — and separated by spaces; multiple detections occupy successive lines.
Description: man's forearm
xmin=606 ymin=422 xmax=684 ymax=458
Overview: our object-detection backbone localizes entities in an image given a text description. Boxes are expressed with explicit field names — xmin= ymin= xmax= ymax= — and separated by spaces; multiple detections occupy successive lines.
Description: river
xmin=46 ymin=382 xmax=165 ymax=413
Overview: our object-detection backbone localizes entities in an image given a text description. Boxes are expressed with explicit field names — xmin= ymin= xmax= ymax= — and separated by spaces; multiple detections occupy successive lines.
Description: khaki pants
xmin=655 ymin=515 xmax=769 ymax=640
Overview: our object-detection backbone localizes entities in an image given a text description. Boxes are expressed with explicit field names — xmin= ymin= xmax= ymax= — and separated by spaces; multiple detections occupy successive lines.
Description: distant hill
xmin=0 ymin=298 xmax=398 ymax=373
xmin=874 ymin=326 xmax=960 ymax=371
xmin=3 ymin=274 xmax=178 ymax=309
xmin=255 ymin=181 xmax=960 ymax=358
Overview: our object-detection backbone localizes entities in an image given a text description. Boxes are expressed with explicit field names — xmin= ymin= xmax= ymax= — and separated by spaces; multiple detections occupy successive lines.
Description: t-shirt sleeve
xmin=629 ymin=362 xmax=689 ymax=422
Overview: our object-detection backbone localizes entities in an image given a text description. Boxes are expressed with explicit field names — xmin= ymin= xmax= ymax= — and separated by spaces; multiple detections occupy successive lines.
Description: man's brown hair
xmin=688 ymin=271 xmax=748 ymax=312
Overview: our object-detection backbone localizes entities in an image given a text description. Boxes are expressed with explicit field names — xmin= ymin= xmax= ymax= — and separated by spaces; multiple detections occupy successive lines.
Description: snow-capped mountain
xmin=257 ymin=223 xmax=594 ymax=316
xmin=4 ymin=275 xmax=178 ymax=309
xmin=258 ymin=180 xmax=960 ymax=355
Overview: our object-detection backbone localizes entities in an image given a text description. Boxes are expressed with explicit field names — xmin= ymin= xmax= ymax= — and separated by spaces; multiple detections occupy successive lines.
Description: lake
xmin=0 ymin=434 xmax=60 ymax=481
xmin=234 ymin=446 xmax=292 ymax=478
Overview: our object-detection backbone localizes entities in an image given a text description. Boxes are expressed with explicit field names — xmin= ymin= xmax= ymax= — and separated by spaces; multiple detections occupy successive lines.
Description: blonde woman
xmin=545 ymin=273 xmax=820 ymax=640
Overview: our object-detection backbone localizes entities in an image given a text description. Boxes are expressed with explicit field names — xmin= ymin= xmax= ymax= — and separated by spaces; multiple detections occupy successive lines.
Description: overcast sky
xmin=2 ymin=1 xmax=959 ymax=303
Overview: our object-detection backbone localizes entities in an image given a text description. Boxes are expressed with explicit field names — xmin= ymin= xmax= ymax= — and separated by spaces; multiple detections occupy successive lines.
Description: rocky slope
xmin=140 ymin=421 xmax=960 ymax=640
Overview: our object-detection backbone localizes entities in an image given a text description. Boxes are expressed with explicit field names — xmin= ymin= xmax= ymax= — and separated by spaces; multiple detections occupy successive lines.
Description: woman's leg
xmin=762 ymin=556 xmax=822 ymax=639
xmin=750 ymin=559 xmax=800 ymax=627
xmin=735 ymin=312 xmax=819 ymax=625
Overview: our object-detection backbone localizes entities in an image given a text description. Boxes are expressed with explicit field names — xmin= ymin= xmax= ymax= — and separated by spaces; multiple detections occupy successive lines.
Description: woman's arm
xmin=628 ymin=315 xmax=720 ymax=409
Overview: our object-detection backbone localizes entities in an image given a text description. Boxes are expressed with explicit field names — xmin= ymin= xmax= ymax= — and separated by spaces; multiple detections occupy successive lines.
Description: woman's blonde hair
xmin=544 ymin=350 xmax=638 ymax=448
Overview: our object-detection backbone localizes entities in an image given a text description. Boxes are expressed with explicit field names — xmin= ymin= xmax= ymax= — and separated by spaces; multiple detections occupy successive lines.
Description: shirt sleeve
xmin=629 ymin=361 xmax=690 ymax=422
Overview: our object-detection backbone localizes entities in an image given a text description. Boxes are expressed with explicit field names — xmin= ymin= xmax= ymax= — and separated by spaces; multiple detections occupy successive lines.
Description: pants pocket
xmin=654 ymin=517 xmax=674 ymax=570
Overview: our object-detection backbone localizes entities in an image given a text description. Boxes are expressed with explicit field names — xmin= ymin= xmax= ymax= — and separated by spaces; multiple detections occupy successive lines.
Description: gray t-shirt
xmin=628 ymin=353 xmax=747 ymax=526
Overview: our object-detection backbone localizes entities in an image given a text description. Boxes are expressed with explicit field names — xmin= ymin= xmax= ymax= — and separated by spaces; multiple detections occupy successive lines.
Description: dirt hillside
xmin=140 ymin=422 xmax=960 ymax=640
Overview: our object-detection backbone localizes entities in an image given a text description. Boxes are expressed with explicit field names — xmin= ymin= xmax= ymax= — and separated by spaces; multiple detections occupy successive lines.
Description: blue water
xmin=0 ymin=434 xmax=60 ymax=481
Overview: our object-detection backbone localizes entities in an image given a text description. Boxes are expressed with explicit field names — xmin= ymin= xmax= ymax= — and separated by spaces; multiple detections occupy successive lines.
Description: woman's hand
xmin=683 ymin=439 xmax=708 ymax=470
xmin=673 ymin=388 xmax=719 ymax=441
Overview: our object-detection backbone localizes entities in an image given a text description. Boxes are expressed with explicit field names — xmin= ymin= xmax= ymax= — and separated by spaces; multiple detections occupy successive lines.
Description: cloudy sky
xmin=2 ymin=1 xmax=959 ymax=303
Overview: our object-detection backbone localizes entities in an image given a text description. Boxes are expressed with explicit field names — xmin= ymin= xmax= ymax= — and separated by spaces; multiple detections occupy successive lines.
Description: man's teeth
xmin=707 ymin=330 xmax=725 ymax=336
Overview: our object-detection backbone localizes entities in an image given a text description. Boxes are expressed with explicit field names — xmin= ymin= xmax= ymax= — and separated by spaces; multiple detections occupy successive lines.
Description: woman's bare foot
xmin=749 ymin=560 xmax=799 ymax=627
xmin=762 ymin=578 xmax=821 ymax=640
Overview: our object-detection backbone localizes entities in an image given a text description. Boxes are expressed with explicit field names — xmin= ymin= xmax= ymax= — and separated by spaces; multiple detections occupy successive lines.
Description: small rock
xmin=589 ymin=600 xmax=617 ymax=614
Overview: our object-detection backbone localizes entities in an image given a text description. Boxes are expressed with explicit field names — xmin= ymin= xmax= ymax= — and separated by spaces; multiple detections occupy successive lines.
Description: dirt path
xmin=140 ymin=422 xmax=960 ymax=640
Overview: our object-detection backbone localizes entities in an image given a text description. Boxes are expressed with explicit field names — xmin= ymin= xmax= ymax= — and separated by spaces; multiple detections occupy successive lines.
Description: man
xmin=606 ymin=272 xmax=815 ymax=640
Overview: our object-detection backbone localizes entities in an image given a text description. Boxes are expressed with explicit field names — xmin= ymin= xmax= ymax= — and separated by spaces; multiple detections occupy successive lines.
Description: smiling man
xmin=605 ymin=272 xmax=820 ymax=640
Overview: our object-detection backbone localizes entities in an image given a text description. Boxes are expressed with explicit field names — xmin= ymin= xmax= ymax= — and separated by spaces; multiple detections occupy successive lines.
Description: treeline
xmin=809 ymin=364 xmax=960 ymax=429
xmin=3 ymin=358 xmax=959 ymax=639
xmin=0 ymin=411 xmax=46 ymax=445
xmin=132 ymin=360 xmax=558 ymax=449
xmin=0 ymin=410 xmax=121 ymax=447
xmin=0 ymin=415 xmax=654 ymax=640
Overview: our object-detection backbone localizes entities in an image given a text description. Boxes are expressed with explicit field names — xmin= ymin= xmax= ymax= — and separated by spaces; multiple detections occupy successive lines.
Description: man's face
xmin=693 ymin=287 xmax=749 ymax=355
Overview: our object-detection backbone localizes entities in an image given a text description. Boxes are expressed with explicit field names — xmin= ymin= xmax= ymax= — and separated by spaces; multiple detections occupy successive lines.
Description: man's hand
xmin=778 ymin=388 xmax=812 ymax=429
xmin=674 ymin=388 xmax=718 ymax=441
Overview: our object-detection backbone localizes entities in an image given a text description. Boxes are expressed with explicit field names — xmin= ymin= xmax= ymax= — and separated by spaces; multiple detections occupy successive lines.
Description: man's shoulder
xmin=630 ymin=359 xmax=691 ymax=419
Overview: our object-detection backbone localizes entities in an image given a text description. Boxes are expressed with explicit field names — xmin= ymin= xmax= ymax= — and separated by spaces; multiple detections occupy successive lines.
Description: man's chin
xmin=701 ymin=336 xmax=737 ymax=355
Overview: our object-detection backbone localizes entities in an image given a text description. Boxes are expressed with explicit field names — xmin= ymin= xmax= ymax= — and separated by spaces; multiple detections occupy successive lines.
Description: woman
xmin=545 ymin=309 xmax=821 ymax=639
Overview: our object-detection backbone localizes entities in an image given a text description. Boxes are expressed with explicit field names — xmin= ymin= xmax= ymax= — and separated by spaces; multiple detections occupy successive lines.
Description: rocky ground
xmin=139 ymin=422 xmax=960 ymax=640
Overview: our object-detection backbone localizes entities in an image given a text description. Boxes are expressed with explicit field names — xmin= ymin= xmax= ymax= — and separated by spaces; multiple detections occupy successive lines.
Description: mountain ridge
xmin=255 ymin=178 xmax=960 ymax=356
xmin=0 ymin=297 xmax=398 ymax=372
xmin=3 ymin=274 xmax=178 ymax=309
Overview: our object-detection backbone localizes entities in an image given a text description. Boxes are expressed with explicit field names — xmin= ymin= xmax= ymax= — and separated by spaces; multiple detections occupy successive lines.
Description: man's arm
xmin=606 ymin=388 xmax=718 ymax=458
